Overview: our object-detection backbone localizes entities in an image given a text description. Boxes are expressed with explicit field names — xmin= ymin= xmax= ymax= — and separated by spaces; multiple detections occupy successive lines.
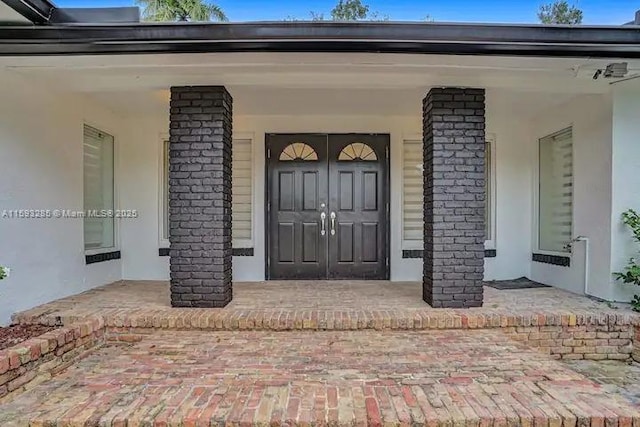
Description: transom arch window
xmin=338 ymin=142 xmax=378 ymax=161
xmin=279 ymin=142 xmax=318 ymax=161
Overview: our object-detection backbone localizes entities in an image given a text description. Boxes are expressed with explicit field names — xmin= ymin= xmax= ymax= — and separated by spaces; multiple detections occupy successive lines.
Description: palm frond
xmin=175 ymin=0 xmax=227 ymax=21
xmin=207 ymin=4 xmax=227 ymax=21
xmin=138 ymin=0 xmax=227 ymax=22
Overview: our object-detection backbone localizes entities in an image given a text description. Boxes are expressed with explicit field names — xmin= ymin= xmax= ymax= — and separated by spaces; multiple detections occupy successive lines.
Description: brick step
xmin=20 ymin=308 xmax=634 ymax=331
xmin=1 ymin=329 xmax=639 ymax=425
xmin=14 ymin=308 xmax=637 ymax=361
xmin=4 ymin=396 xmax=639 ymax=427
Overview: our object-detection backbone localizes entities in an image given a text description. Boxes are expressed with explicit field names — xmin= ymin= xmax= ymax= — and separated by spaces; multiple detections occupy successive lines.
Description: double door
xmin=267 ymin=134 xmax=389 ymax=280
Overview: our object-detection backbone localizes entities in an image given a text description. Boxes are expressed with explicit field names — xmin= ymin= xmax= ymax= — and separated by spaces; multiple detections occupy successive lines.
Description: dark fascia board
xmin=2 ymin=0 xmax=54 ymax=24
xmin=0 ymin=21 xmax=640 ymax=57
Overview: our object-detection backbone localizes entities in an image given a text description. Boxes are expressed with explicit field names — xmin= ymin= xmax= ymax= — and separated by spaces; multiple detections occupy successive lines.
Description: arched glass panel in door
xmin=337 ymin=142 xmax=378 ymax=161
xmin=279 ymin=142 xmax=318 ymax=161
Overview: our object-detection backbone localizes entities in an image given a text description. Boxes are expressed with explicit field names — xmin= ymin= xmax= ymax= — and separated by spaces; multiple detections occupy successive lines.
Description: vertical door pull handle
xmin=330 ymin=211 xmax=336 ymax=236
xmin=320 ymin=211 xmax=326 ymax=236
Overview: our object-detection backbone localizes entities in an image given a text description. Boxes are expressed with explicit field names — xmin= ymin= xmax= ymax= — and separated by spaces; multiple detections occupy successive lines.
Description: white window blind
xmin=162 ymin=140 xmax=169 ymax=241
xmin=232 ymin=139 xmax=253 ymax=247
xmin=539 ymin=128 xmax=573 ymax=253
xmin=161 ymin=138 xmax=253 ymax=248
xmin=83 ymin=125 xmax=115 ymax=251
xmin=403 ymin=138 xmax=495 ymax=248
xmin=485 ymin=140 xmax=492 ymax=242
xmin=402 ymin=139 xmax=424 ymax=247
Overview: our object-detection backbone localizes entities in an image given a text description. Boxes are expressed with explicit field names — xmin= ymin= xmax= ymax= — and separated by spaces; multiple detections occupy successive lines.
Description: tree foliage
xmin=331 ymin=0 xmax=369 ymax=20
xmin=538 ymin=1 xmax=583 ymax=24
xmin=310 ymin=0 xmax=387 ymax=21
xmin=137 ymin=0 xmax=227 ymax=22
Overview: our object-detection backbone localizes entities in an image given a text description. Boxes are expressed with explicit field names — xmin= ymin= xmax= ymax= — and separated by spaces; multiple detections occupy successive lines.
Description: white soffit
xmin=4 ymin=52 xmax=640 ymax=94
xmin=0 ymin=2 xmax=31 ymax=23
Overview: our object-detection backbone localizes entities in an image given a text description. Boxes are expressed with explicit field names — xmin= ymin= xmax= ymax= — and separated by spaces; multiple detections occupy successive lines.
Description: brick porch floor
xmin=13 ymin=280 xmax=633 ymax=330
xmin=2 ymin=281 xmax=640 ymax=425
xmin=1 ymin=328 xmax=640 ymax=426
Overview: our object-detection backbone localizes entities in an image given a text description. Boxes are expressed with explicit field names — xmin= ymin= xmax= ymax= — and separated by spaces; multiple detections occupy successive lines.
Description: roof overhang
xmin=0 ymin=0 xmax=139 ymax=25
xmin=0 ymin=21 xmax=639 ymax=57
xmin=1 ymin=0 xmax=53 ymax=24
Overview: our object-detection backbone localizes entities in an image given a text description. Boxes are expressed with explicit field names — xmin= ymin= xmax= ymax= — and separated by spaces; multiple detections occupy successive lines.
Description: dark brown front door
xmin=267 ymin=134 xmax=389 ymax=280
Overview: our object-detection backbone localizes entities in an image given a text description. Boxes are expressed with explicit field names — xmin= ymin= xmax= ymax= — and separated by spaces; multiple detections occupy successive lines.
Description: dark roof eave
xmin=0 ymin=21 xmax=639 ymax=57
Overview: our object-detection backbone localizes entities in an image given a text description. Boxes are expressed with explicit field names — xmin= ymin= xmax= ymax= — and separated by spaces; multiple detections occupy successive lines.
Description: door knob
xmin=320 ymin=211 xmax=326 ymax=236
xmin=330 ymin=211 xmax=336 ymax=236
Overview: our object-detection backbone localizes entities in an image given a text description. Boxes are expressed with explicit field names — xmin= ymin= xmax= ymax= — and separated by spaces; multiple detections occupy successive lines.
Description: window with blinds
xmin=162 ymin=140 xmax=169 ymax=242
xmin=402 ymin=139 xmax=424 ymax=248
xmin=402 ymin=138 xmax=495 ymax=248
xmin=538 ymin=128 xmax=573 ymax=253
xmin=83 ymin=125 xmax=115 ymax=251
xmin=485 ymin=140 xmax=492 ymax=243
xmin=232 ymin=139 xmax=253 ymax=247
xmin=161 ymin=138 xmax=254 ymax=248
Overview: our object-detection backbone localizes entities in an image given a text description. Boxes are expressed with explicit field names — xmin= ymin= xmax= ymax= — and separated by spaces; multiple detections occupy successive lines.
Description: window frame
xmin=158 ymin=133 xmax=170 ymax=248
xmin=485 ymin=133 xmax=497 ymax=250
xmin=159 ymin=132 xmax=256 ymax=249
xmin=83 ymin=122 xmax=119 ymax=256
xmin=401 ymin=135 xmax=423 ymax=250
xmin=232 ymin=132 xmax=255 ymax=249
xmin=533 ymin=125 xmax=575 ymax=257
xmin=400 ymin=133 xmax=497 ymax=251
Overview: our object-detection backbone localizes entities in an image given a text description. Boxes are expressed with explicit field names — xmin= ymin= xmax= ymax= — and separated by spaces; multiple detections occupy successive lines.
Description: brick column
xmin=423 ymin=88 xmax=485 ymax=308
xmin=169 ymin=86 xmax=233 ymax=307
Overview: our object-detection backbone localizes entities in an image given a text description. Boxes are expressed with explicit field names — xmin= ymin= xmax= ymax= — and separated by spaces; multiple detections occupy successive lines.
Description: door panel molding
xmin=327 ymin=134 xmax=389 ymax=279
xmin=266 ymin=133 xmax=389 ymax=280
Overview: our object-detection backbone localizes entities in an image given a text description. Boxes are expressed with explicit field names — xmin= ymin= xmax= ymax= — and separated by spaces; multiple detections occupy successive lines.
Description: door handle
xmin=330 ymin=211 xmax=336 ymax=236
xmin=320 ymin=211 xmax=326 ymax=236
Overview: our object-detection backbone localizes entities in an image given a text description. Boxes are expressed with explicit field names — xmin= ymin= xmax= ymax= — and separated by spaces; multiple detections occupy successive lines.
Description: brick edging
xmin=9 ymin=311 xmax=640 ymax=365
xmin=0 ymin=317 xmax=105 ymax=402
xmin=15 ymin=310 xmax=636 ymax=331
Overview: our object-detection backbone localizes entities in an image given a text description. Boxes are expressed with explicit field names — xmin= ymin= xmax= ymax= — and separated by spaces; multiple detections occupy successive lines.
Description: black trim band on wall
xmin=159 ymin=248 xmax=254 ymax=257
xmin=402 ymin=250 xmax=424 ymax=259
xmin=232 ymin=248 xmax=254 ymax=257
xmin=532 ymin=253 xmax=571 ymax=267
xmin=402 ymin=249 xmax=497 ymax=259
xmin=86 ymin=250 xmax=121 ymax=265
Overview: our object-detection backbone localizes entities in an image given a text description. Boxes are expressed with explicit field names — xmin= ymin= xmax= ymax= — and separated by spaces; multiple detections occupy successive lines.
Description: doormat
xmin=486 ymin=277 xmax=550 ymax=290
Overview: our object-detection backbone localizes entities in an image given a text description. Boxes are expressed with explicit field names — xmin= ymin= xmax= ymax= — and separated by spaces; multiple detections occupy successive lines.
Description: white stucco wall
xmin=117 ymin=89 xmax=535 ymax=284
xmin=4 ymin=73 xmax=637 ymax=325
xmin=483 ymin=89 xmax=534 ymax=281
xmin=119 ymin=114 xmax=170 ymax=280
xmin=609 ymin=81 xmax=640 ymax=302
xmin=528 ymin=93 xmax=614 ymax=298
xmin=0 ymin=71 xmax=127 ymax=324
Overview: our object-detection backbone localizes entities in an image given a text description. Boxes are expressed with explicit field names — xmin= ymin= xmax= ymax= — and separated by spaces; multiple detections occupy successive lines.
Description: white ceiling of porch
xmin=81 ymin=86 xmax=575 ymax=118
xmin=2 ymin=52 xmax=638 ymax=116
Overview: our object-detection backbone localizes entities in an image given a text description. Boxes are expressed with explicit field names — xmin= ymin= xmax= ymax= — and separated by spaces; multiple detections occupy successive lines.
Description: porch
xmin=2 ymin=51 xmax=640 ymax=324
xmin=3 ymin=280 xmax=640 ymax=425
xmin=3 ymin=328 xmax=640 ymax=426
xmin=14 ymin=279 xmax=632 ymax=331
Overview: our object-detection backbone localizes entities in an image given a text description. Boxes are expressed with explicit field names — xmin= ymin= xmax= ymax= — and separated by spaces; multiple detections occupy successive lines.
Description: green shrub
xmin=614 ymin=209 xmax=640 ymax=311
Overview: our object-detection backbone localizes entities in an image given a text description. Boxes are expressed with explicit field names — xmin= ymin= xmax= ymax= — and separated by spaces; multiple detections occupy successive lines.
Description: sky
xmin=53 ymin=0 xmax=639 ymax=25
